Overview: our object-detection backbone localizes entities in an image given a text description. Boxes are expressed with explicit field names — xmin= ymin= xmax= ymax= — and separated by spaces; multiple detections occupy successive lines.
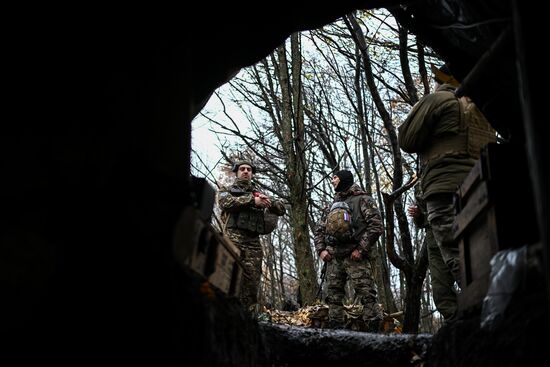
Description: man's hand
xmin=407 ymin=204 xmax=420 ymax=219
xmin=351 ymin=248 xmax=363 ymax=261
xmin=320 ymin=249 xmax=332 ymax=262
xmin=254 ymin=192 xmax=272 ymax=208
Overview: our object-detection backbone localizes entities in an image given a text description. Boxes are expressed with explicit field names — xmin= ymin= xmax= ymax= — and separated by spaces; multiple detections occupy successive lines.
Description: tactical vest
xmin=419 ymin=93 xmax=496 ymax=166
xmin=326 ymin=194 xmax=368 ymax=244
xmin=225 ymin=186 xmax=266 ymax=234
xmin=226 ymin=208 xmax=266 ymax=234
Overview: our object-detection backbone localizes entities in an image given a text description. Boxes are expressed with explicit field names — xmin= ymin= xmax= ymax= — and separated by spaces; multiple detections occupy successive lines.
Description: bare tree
xmin=193 ymin=8 xmax=446 ymax=332
xmin=345 ymin=11 xmax=429 ymax=333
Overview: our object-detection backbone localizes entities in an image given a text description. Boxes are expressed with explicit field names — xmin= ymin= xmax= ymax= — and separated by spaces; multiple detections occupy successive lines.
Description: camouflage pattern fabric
xmin=218 ymin=179 xmax=285 ymax=233
xmin=225 ymin=231 xmax=263 ymax=310
xmin=414 ymin=194 xmax=457 ymax=320
xmin=325 ymin=201 xmax=353 ymax=241
xmin=218 ymin=180 xmax=255 ymax=215
xmin=426 ymin=193 xmax=461 ymax=287
xmin=426 ymin=227 xmax=457 ymax=320
xmin=314 ymin=183 xmax=384 ymax=330
xmin=325 ymin=256 xmax=383 ymax=330
xmin=314 ymin=184 xmax=383 ymax=257
xmin=260 ymin=210 xmax=279 ymax=235
xmin=218 ymin=177 xmax=285 ymax=311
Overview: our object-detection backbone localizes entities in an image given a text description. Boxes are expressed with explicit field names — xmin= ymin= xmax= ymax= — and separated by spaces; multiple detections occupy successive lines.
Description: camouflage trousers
xmin=426 ymin=226 xmax=457 ymax=321
xmin=426 ymin=193 xmax=461 ymax=287
xmin=227 ymin=230 xmax=263 ymax=312
xmin=325 ymin=256 xmax=382 ymax=330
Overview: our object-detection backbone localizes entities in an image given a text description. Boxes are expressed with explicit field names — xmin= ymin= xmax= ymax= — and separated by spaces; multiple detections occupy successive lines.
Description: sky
xmin=191 ymin=79 xmax=250 ymax=182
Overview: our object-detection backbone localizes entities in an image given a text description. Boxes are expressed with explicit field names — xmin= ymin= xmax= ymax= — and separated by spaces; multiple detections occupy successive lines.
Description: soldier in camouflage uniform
xmin=314 ymin=170 xmax=384 ymax=331
xmin=408 ymin=186 xmax=457 ymax=321
xmin=218 ymin=160 xmax=286 ymax=313
xmin=398 ymin=64 xmax=496 ymax=294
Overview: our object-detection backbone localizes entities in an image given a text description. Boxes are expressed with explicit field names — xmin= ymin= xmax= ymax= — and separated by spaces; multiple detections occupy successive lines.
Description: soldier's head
xmin=431 ymin=63 xmax=459 ymax=89
xmin=331 ymin=169 xmax=354 ymax=192
xmin=232 ymin=160 xmax=256 ymax=180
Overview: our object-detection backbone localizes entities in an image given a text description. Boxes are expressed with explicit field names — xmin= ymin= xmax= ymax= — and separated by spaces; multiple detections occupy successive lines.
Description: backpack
xmin=325 ymin=201 xmax=354 ymax=243
xmin=458 ymin=96 xmax=496 ymax=159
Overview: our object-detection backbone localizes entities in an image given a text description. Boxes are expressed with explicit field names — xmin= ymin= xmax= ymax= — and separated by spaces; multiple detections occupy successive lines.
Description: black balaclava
xmin=334 ymin=170 xmax=353 ymax=192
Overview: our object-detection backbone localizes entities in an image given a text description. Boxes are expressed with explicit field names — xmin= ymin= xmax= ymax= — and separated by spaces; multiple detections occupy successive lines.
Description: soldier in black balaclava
xmin=313 ymin=169 xmax=384 ymax=331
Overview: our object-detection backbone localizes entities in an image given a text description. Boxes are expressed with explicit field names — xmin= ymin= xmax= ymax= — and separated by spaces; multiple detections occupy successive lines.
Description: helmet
xmin=231 ymin=160 xmax=256 ymax=173
xmin=431 ymin=63 xmax=460 ymax=87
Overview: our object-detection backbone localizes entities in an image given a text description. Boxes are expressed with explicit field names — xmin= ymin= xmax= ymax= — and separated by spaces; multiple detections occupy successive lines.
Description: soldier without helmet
xmin=218 ymin=160 xmax=286 ymax=313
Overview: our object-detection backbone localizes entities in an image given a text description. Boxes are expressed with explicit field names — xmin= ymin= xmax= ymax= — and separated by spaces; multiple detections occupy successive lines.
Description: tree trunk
xmin=346 ymin=11 xmax=428 ymax=330
xmin=266 ymin=236 xmax=278 ymax=308
xmin=276 ymin=34 xmax=318 ymax=305
xmin=402 ymin=244 xmax=428 ymax=333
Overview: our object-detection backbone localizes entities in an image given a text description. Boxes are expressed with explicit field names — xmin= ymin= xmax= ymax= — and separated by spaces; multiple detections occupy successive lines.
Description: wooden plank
xmin=464 ymin=217 xmax=494 ymax=285
xmin=458 ymin=274 xmax=490 ymax=312
xmin=456 ymin=159 xmax=482 ymax=208
xmin=456 ymin=143 xmax=538 ymax=312
xmin=457 ymin=205 xmax=499 ymax=310
xmin=455 ymin=149 xmax=498 ymax=311
xmin=454 ymin=181 xmax=490 ymax=239
xmin=174 ymin=206 xmax=243 ymax=296
xmin=208 ymin=231 xmax=242 ymax=296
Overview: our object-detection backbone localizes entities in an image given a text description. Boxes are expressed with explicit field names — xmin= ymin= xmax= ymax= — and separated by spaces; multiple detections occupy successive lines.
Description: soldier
xmin=408 ymin=186 xmax=457 ymax=322
xmin=314 ymin=170 xmax=384 ymax=331
xmin=218 ymin=160 xmax=286 ymax=313
xmin=398 ymin=64 xmax=496 ymax=296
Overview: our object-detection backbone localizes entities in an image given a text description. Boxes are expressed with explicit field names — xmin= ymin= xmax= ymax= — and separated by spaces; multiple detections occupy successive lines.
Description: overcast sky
xmin=191 ymin=79 xmax=250 ymax=181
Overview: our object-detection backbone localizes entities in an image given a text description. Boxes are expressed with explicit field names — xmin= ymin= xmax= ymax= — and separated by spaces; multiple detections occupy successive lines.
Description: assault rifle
xmin=315 ymin=262 xmax=328 ymax=300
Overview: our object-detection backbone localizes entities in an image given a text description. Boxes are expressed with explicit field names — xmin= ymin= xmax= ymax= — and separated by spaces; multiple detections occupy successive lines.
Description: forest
xmin=191 ymin=9 xmax=450 ymax=334
xmin=4 ymin=1 xmax=546 ymax=365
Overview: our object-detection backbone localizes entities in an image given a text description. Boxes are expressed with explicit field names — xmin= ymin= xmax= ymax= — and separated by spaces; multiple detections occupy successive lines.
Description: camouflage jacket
xmin=314 ymin=184 xmax=383 ymax=257
xmin=218 ymin=178 xmax=285 ymax=239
